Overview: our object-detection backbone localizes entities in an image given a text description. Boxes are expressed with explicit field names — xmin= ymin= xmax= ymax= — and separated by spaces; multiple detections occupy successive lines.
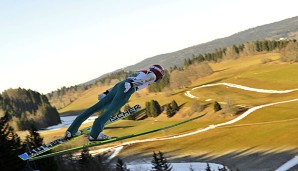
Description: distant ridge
xmin=83 ymin=16 xmax=298 ymax=86
xmin=124 ymin=16 xmax=298 ymax=71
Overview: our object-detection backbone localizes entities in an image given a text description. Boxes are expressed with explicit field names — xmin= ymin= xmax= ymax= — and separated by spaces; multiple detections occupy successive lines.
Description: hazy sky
xmin=1 ymin=0 xmax=297 ymax=94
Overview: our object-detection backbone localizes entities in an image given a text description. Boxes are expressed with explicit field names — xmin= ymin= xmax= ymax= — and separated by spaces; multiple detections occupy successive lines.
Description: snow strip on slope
xmin=62 ymin=82 xmax=296 ymax=170
xmin=192 ymin=82 xmax=298 ymax=93
xmin=275 ymin=156 xmax=298 ymax=171
xmin=127 ymin=162 xmax=225 ymax=171
xmin=102 ymin=83 xmax=298 ymax=170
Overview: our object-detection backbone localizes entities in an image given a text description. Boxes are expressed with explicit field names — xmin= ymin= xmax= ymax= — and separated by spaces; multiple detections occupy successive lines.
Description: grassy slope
xmin=41 ymin=52 xmax=298 ymax=168
xmin=58 ymin=85 xmax=111 ymax=115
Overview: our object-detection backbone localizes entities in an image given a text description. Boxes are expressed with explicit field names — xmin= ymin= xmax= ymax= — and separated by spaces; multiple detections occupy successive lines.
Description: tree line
xmin=0 ymin=88 xmax=61 ymax=130
xmin=181 ymin=39 xmax=292 ymax=68
xmin=0 ymin=113 xmax=57 ymax=170
xmin=46 ymin=39 xmax=298 ymax=111
xmin=47 ymin=85 xmax=89 ymax=110
xmin=120 ymin=100 xmax=180 ymax=121
xmin=1 ymin=113 xmax=228 ymax=171
xmin=0 ymin=103 xmax=232 ymax=171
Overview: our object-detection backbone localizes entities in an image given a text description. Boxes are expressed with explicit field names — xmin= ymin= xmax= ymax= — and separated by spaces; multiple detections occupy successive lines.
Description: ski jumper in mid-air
xmin=65 ymin=64 xmax=165 ymax=141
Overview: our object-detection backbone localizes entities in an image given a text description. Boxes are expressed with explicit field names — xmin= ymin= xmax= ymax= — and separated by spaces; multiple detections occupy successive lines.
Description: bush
xmin=261 ymin=57 xmax=272 ymax=64
xmin=214 ymin=101 xmax=222 ymax=112
xmin=146 ymin=100 xmax=162 ymax=117
xmin=166 ymin=100 xmax=179 ymax=118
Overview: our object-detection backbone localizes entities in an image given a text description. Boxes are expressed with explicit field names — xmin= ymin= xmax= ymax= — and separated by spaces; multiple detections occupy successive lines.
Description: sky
xmin=0 ymin=0 xmax=297 ymax=94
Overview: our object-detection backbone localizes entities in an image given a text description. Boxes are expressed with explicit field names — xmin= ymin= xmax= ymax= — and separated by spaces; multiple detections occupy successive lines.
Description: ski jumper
xmin=66 ymin=70 xmax=156 ymax=138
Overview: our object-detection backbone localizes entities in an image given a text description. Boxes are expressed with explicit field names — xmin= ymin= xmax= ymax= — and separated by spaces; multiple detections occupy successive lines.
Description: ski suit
xmin=66 ymin=70 xmax=156 ymax=138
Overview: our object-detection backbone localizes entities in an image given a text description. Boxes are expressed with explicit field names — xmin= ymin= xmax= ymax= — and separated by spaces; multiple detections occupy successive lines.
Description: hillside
xmin=116 ymin=53 xmax=298 ymax=170
xmin=124 ymin=16 xmax=298 ymax=71
xmin=34 ymin=16 xmax=298 ymax=170
xmin=40 ymin=51 xmax=298 ymax=170
xmin=0 ymin=88 xmax=61 ymax=130
xmin=48 ymin=16 xmax=298 ymax=107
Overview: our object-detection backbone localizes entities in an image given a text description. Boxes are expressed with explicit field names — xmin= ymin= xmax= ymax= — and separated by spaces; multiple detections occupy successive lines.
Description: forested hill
xmin=124 ymin=16 xmax=298 ymax=70
xmin=47 ymin=16 xmax=298 ymax=109
xmin=0 ymin=88 xmax=61 ymax=130
xmin=81 ymin=16 xmax=298 ymax=86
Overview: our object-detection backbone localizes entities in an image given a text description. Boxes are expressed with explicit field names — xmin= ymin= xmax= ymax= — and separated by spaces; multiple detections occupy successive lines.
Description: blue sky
xmin=1 ymin=0 xmax=297 ymax=93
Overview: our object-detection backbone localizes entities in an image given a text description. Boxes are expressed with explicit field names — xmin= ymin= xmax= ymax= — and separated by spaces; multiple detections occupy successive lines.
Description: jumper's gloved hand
xmin=98 ymin=93 xmax=106 ymax=100
xmin=98 ymin=89 xmax=111 ymax=100
xmin=124 ymin=82 xmax=133 ymax=93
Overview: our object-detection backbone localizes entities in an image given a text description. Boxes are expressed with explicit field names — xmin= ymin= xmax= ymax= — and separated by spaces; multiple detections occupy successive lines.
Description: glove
xmin=124 ymin=82 xmax=133 ymax=93
xmin=98 ymin=93 xmax=106 ymax=100
xmin=98 ymin=88 xmax=111 ymax=100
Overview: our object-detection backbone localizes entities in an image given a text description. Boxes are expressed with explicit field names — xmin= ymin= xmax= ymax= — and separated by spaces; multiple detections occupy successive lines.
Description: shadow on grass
xmin=121 ymin=147 xmax=298 ymax=171
xmin=190 ymin=148 xmax=298 ymax=171
xmin=105 ymin=126 xmax=134 ymax=129
xmin=59 ymin=110 xmax=85 ymax=116
xmin=214 ymin=67 xmax=232 ymax=73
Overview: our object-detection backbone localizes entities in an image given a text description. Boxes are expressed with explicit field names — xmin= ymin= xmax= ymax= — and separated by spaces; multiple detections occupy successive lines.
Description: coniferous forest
xmin=0 ymin=88 xmax=61 ymax=131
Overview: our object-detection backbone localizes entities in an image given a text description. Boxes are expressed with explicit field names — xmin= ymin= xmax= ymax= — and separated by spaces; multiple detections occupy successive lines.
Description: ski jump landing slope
xmin=99 ymin=82 xmax=298 ymax=170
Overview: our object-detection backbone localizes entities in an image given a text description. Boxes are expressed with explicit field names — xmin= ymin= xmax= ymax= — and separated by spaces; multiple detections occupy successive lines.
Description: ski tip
xmin=18 ymin=153 xmax=30 ymax=160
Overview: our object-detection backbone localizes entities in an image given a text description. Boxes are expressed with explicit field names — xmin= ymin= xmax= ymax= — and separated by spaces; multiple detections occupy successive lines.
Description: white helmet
xmin=149 ymin=64 xmax=165 ymax=82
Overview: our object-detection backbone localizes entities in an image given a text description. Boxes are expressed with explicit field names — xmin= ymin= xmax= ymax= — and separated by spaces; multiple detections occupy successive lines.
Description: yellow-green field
xmin=40 ymin=52 xmax=298 ymax=169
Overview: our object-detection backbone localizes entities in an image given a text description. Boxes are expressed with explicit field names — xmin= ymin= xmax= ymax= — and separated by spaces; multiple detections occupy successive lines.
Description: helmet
xmin=149 ymin=64 xmax=165 ymax=82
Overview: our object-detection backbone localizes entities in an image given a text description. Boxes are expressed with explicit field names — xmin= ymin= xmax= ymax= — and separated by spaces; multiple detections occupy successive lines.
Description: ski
xmin=18 ymin=104 xmax=141 ymax=161
xmin=28 ymin=113 xmax=206 ymax=161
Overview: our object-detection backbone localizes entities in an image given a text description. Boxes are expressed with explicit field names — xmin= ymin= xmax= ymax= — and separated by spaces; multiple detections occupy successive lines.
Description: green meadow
xmin=41 ymin=52 xmax=298 ymax=169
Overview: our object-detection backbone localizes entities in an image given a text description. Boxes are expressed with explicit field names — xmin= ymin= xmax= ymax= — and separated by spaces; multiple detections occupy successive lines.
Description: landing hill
xmin=43 ymin=49 xmax=298 ymax=170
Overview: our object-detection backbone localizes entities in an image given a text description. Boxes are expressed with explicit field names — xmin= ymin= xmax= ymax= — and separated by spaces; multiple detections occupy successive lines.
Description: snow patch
xmin=42 ymin=82 xmax=298 ymax=169
xmin=184 ymin=91 xmax=198 ymax=98
xmin=108 ymin=146 xmax=124 ymax=160
xmin=275 ymin=156 xmax=298 ymax=171
xmin=104 ymin=83 xmax=298 ymax=168
xmin=192 ymin=82 xmax=298 ymax=94
xmin=127 ymin=162 xmax=228 ymax=171
xmin=38 ymin=116 xmax=98 ymax=133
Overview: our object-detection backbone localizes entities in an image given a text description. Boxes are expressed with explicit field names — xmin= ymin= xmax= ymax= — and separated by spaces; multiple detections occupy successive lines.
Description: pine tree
xmin=159 ymin=151 xmax=172 ymax=171
xmin=25 ymin=125 xmax=58 ymax=171
xmin=166 ymin=104 xmax=173 ymax=118
xmin=171 ymin=100 xmax=179 ymax=111
xmin=214 ymin=101 xmax=222 ymax=112
xmin=146 ymin=101 xmax=152 ymax=117
xmin=152 ymin=100 xmax=162 ymax=116
xmin=150 ymin=101 xmax=158 ymax=117
xmin=78 ymin=148 xmax=93 ymax=170
xmin=115 ymin=158 xmax=130 ymax=171
xmin=205 ymin=163 xmax=211 ymax=171
xmin=79 ymin=148 xmax=92 ymax=165
xmin=146 ymin=100 xmax=162 ymax=118
xmin=25 ymin=125 xmax=43 ymax=149
xmin=166 ymin=100 xmax=179 ymax=118
xmin=151 ymin=151 xmax=162 ymax=171
xmin=189 ymin=164 xmax=195 ymax=171
xmin=151 ymin=151 xmax=172 ymax=171
xmin=0 ymin=113 xmax=24 ymax=171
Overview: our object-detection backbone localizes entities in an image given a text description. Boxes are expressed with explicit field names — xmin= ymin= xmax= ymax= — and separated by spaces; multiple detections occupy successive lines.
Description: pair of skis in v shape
xmin=18 ymin=104 xmax=142 ymax=161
